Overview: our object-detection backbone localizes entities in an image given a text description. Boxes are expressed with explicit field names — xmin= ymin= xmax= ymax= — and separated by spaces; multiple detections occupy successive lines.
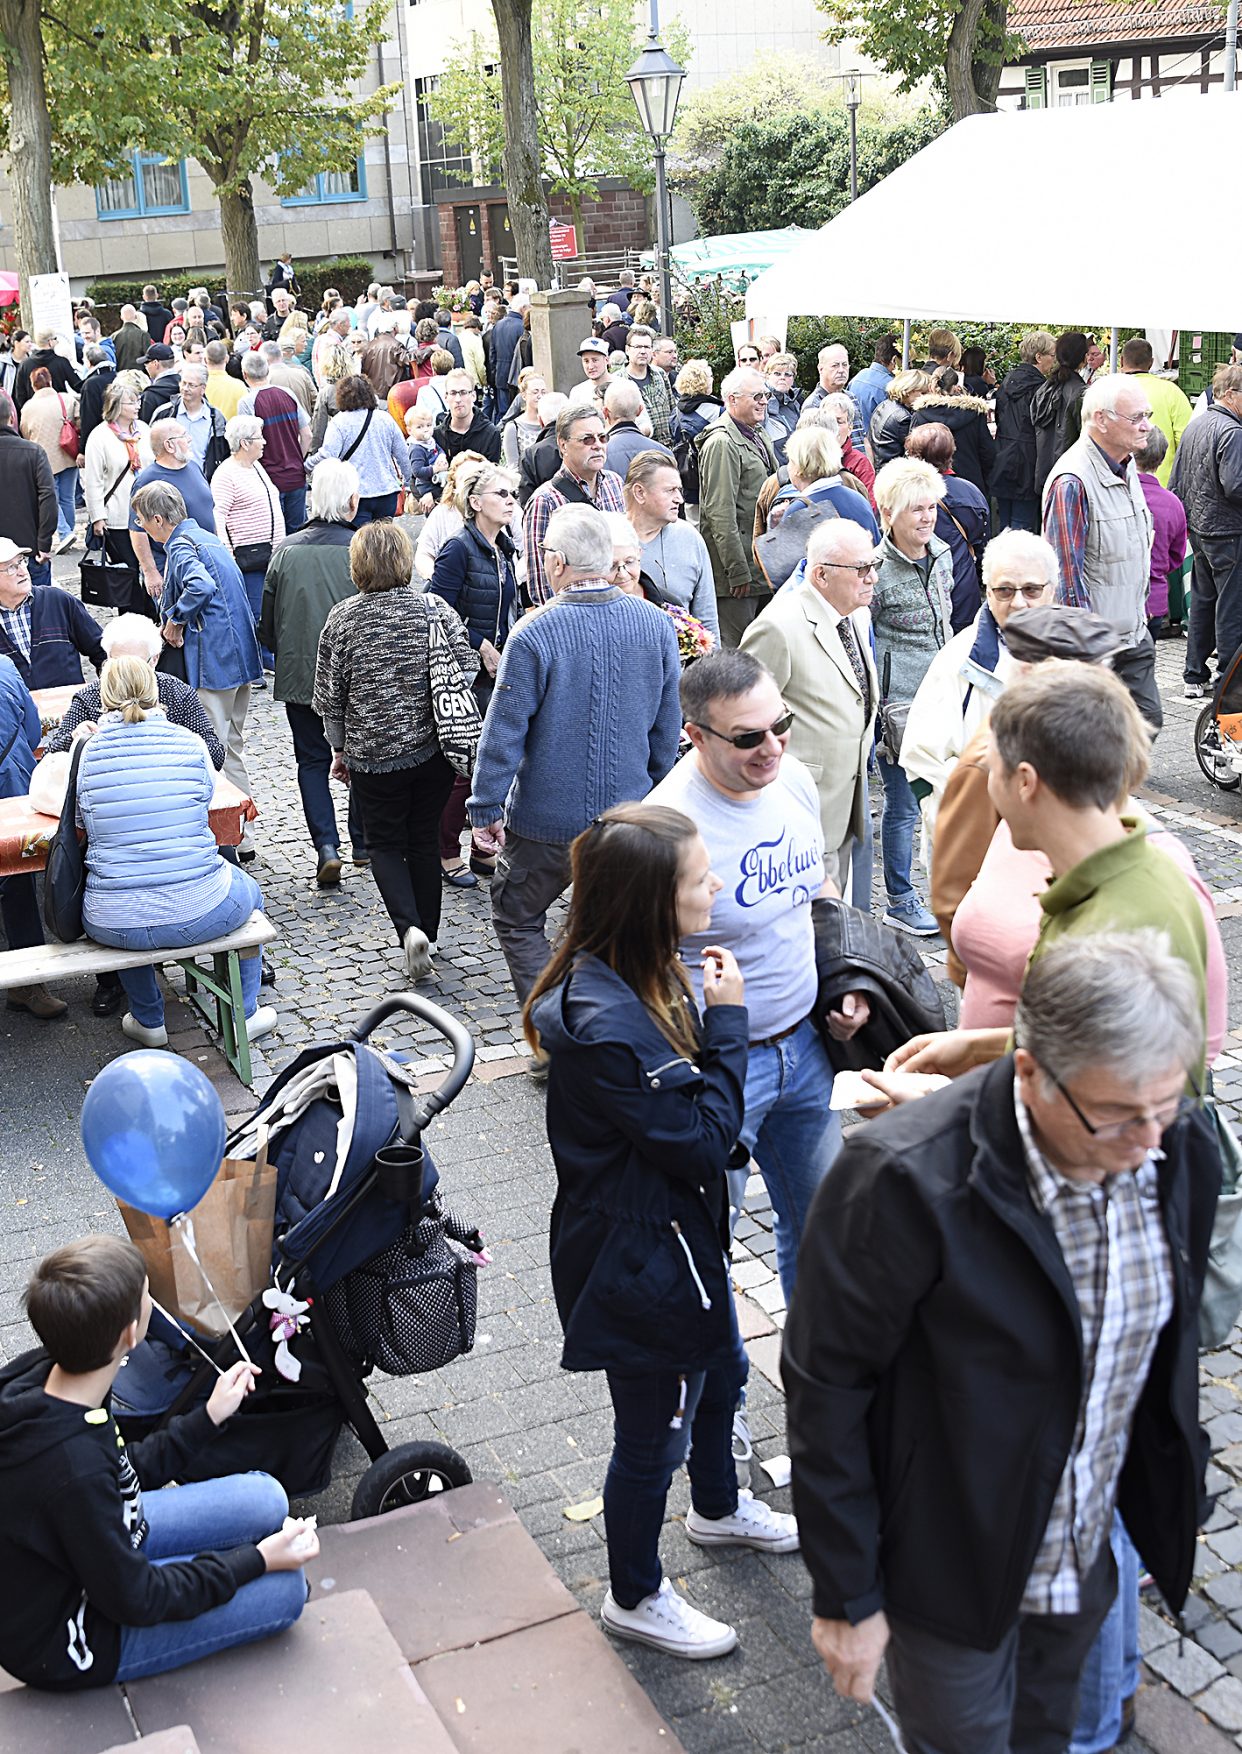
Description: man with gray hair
xmin=260 ymin=338 xmax=315 ymax=417
xmin=785 ymin=928 xmax=1218 ymax=1748
xmin=110 ymin=304 xmax=150 ymax=374
xmin=1042 ymin=373 xmax=1159 ymax=728
xmin=239 ymin=349 xmax=310 ymax=530
xmin=698 ymin=366 xmax=777 ymax=645
xmin=128 ymin=418 xmax=218 ymax=598
xmin=603 ymin=376 xmax=671 ymax=477
xmin=150 ymin=363 xmax=228 ymax=479
xmin=1171 ymin=361 xmax=1242 ymax=700
xmin=468 ymin=502 xmax=681 ymax=1010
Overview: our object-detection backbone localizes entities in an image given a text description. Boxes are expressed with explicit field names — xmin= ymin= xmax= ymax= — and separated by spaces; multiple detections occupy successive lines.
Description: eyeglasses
xmin=820 ymin=559 xmax=880 ymax=581
xmin=693 ymin=709 xmax=795 ymax=749
xmin=738 ymin=354 xmax=760 ymax=365
xmin=988 ymin=584 xmax=1049 ymax=603
xmin=1109 ymin=408 xmax=1153 ymax=426
xmin=1049 ymin=1067 xmax=1198 ymax=1141
xmin=484 ymin=487 xmax=516 ymax=500
xmin=572 ymin=434 xmax=607 ymax=447
xmin=609 ymin=555 xmax=642 ymax=575
xmin=0 ymin=557 xmax=30 ymax=576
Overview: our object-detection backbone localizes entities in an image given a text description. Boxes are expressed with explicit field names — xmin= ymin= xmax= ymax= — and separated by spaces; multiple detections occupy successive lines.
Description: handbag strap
xmin=102 ymin=461 xmax=131 ymax=507
xmin=943 ymin=507 xmax=976 ymax=560
xmin=340 ymin=408 xmax=374 ymax=463
xmin=60 ymin=735 xmax=85 ymax=830
xmin=0 ymin=711 xmax=24 ymax=774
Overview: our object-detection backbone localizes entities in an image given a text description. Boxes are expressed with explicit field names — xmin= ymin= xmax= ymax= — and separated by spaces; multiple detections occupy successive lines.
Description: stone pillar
xmin=530 ymin=289 xmax=592 ymax=398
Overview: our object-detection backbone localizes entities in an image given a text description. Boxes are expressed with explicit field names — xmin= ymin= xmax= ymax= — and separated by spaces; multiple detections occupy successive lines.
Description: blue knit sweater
xmin=467 ymin=584 xmax=682 ymax=844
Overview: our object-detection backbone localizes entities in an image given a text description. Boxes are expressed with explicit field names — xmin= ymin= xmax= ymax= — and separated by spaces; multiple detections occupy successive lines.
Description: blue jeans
xmin=728 ymin=1016 xmax=839 ymax=1300
xmin=284 ymin=701 xmax=366 ymax=853
xmin=1070 ymin=1515 xmax=1139 ymax=1754
xmin=115 ymin=1473 xmax=306 ymax=1682
xmin=87 ymin=865 xmax=265 ymax=1028
xmin=355 ymin=491 xmax=399 ymax=525
xmin=53 ymin=467 xmax=77 ymax=540
xmin=27 ymin=556 xmax=50 ymax=588
xmin=240 ymin=568 xmax=274 ymax=670
xmin=278 ymin=486 xmax=306 ymax=533
xmin=604 ymin=1335 xmax=746 ymax=1609
xmin=879 ymin=754 xmax=921 ymax=909
xmin=993 ymin=495 xmax=1041 ymax=534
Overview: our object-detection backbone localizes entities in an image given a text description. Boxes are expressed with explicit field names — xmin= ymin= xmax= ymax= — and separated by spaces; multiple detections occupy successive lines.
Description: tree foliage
xmin=675 ymin=99 xmax=946 ymax=237
xmin=428 ymin=0 xmax=690 ymax=246
xmin=812 ymin=0 xmax=1016 ymax=119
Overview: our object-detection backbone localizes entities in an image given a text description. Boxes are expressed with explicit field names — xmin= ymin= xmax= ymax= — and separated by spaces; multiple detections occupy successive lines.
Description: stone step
xmin=0 ymin=1667 xmax=134 ymax=1754
xmin=305 ymin=1480 xmax=578 ymax=1661
xmin=101 ymin=1732 xmax=202 ymax=1754
xmin=126 ymin=1589 xmax=457 ymax=1754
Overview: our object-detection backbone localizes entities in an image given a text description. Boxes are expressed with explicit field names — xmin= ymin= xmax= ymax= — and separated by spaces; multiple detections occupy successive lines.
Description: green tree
xmin=428 ymin=0 xmax=690 ymax=258
xmin=677 ymin=102 xmax=945 ymax=237
xmin=0 ymin=0 xmax=399 ymax=305
xmin=813 ymin=0 xmax=1016 ymax=120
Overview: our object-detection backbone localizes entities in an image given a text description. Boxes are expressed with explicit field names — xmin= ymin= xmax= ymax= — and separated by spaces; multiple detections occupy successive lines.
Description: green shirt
xmin=1032 ymin=818 xmax=1208 ymax=1079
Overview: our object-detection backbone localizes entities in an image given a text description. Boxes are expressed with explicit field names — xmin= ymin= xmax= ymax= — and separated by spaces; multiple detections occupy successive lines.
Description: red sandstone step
xmin=0 ymin=1666 xmax=134 ymax=1754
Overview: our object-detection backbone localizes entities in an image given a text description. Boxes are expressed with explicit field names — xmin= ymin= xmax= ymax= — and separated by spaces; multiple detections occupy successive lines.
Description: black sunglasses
xmin=693 ymin=710 xmax=795 ymax=750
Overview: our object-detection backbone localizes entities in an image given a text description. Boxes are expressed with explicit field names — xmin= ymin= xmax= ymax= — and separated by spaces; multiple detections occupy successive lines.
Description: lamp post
xmin=626 ymin=2 xmax=685 ymax=342
xmin=845 ymin=69 xmax=861 ymax=203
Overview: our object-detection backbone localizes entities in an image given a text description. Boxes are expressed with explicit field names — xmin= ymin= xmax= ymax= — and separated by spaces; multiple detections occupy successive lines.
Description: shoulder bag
xmin=42 ymin=736 xmax=87 ymax=943
xmin=232 ymin=473 xmax=276 ymax=575
xmin=79 ymin=463 xmax=134 ymax=606
xmin=340 ymin=408 xmax=374 ymax=464
xmin=425 ymin=604 xmax=483 ymax=778
xmin=754 ymin=491 xmax=839 ymax=594
xmin=56 ymin=392 xmax=80 ymax=461
xmin=877 ymin=651 xmax=911 ymax=766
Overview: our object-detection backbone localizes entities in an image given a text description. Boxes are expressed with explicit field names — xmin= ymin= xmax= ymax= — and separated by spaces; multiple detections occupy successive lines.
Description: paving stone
xmin=745 ymin=1332 xmax=785 ymax=1390
xmin=0 ymin=1671 xmax=135 ymax=1754
xmin=415 ymin=1609 xmax=685 ymax=1753
xmin=1207 ymin=1573 xmax=1242 ymax=1611
xmin=1146 ymin=1637 xmax=1228 ymax=1697
xmin=1141 ymin=1602 xmax=1180 ymax=1654
xmin=734 ymin=1293 xmax=776 ymax=1342
xmin=1199 ymin=1677 xmax=1242 ymax=1733
xmin=1208 ymin=1526 xmax=1242 ymax=1567
xmin=1199 ymin=1620 xmax=1242 ymax=1663
xmin=101 ymin=1734 xmax=202 ymax=1754
xmin=127 ymin=1590 xmax=457 ymax=1753
xmin=1135 ymin=1679 xmax=1238 ymax=1754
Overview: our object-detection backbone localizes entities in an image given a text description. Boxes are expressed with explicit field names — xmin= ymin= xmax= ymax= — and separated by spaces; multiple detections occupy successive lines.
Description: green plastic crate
xmin=1179 ymin=330 xmax=1234 ymax=399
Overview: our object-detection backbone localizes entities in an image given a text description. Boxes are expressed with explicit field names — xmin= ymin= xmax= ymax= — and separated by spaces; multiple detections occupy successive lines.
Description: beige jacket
xmin=20 ymin=385 xmax=80 ymax=473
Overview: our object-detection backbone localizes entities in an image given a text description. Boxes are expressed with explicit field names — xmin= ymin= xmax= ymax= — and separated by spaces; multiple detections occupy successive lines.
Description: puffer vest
xmin=1044 ymin=437 xmax=1153 ymax=649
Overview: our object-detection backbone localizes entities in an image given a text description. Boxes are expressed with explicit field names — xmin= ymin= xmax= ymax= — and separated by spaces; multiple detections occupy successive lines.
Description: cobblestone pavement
xmin=6 ymin=567 xmax=1242 ymax=1749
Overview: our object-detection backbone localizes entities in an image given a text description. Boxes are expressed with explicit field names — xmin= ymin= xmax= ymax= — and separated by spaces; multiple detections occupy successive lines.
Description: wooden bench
xmin=0 ymin=912 xmax=277 ymax=1087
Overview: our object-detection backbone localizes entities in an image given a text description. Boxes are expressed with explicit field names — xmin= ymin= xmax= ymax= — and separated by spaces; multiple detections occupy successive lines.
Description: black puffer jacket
xmin=427 ymin=519 xmax=518 ymax=661
xmin=530 ymin=955 xmax=747 ymax=1377
xmin=1169 ymin=403 xmax=1242 ymax=536
xmin=907 ymin=392 xmax=996 ymax=495
xmin=811 ymin=897 xmax=946 ymax=1072
xmin=992 ymin=362 xmax=1046 ymax=500
xmin=1032 ymin=373 xmax=1086 ymax=494
xmin=783 ymin=1055 xmax=1219 ymax=1645
xmin=517 ymin=423 xmax=561 ymax=507
xmin=869 ymin=398 xmax=915 ymax=469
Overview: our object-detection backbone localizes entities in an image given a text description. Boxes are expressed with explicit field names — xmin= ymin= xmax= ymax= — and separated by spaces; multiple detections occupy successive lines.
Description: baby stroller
xmin=114 ymin=994 xmax=482 ymax=1521
xmin=1194 ymin=645 xmax=1242 ymax=793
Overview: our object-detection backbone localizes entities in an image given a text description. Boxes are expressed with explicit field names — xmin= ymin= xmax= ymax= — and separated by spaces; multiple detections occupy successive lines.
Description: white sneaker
xmin=245 ymin=1005 xmax=278 ymax=1042
xmin=121 ymin=1013 xmax=169 ymax=1048
xmin=402 ymin=926 xmax=432 ymax=981
xmin=731 ymin=1407 xmax=753 ymax=1465
xmin=601 ymin=1579 xmax=737 ymax=1660
xmin=54 ymin=531 xmax=77 ymax=554
xmin=685 ymin=1488 xmax=799 ymax=1554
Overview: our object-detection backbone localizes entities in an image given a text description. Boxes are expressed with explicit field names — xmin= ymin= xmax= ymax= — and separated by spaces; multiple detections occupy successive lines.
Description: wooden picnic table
xmin=0 ymin=685 xmax=256 ymax=882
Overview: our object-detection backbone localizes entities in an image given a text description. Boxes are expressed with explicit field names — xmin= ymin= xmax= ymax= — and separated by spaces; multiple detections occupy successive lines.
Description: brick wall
xmin=435 ymin=184 xmax=650 ymax=285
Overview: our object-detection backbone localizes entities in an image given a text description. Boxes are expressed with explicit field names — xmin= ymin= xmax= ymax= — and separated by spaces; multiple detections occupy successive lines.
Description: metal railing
xmin=496 ymin=246 xmax=650 ymax=289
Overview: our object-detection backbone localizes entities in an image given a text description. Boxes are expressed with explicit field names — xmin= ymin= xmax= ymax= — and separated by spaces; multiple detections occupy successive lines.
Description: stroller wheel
xmin=351 ymin=1440 xmax=473 ymax=1519
xmin=1194 ymin=700 xmax=1242 ymax=791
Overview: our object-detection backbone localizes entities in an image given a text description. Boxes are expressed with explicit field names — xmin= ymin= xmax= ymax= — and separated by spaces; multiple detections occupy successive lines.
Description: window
xmin=1051 ymin=62 xmax=1092 ymax=106
xmin=414 ymin=76 xmax=474 ymax=204
xmin=281 ymin=160 xmax=367 ymax=205
xmin=95 ymin=152 xmax=189 ymax=220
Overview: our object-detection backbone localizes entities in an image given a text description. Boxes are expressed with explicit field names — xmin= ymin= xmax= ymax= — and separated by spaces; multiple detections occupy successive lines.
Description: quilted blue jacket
xmin=76 ymin=712 xmax=224 ymax=901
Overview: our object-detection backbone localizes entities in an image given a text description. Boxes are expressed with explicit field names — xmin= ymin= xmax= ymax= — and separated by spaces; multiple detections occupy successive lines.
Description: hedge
xmin=82 ymin=255 xmax=378 ymax=329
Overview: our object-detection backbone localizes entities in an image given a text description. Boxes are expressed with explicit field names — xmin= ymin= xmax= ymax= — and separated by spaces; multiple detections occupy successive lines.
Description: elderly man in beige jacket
xmin=740 ymin=517 xmax=879 ymax=891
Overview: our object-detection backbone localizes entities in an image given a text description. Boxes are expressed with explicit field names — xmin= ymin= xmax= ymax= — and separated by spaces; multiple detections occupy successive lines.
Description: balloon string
xmin=148 ymin=1295 xmax=226 ymax=1377
xmin=171 ymin=1214 xmax=254 ymax=1367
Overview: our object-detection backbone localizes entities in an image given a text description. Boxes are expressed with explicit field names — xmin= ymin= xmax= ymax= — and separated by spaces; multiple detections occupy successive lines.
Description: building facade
xmin=998 ymin=0 xmax=1229 ymax=107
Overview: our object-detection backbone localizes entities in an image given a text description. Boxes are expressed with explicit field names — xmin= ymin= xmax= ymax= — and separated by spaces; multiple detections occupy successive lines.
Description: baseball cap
xmin=0 ymin=538 xmax=31 ymax=565
xmin=140 ymin=343 xmax=175 ymax=364
xmin=1002 ymin=603 xmax=1119 ymax=665
xmin=579 ymin=337 xmax=608 ymax=357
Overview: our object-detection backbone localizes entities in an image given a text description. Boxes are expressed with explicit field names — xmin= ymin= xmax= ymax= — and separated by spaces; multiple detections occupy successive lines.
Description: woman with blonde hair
xmin=75 ymin=653 xmax=276 ymax=1048
xmin=501 ymin=367 xmax=548 ymax=469
xmin=673 ymin=360 xmax=721 ymax=523
xmin=415 ymin=448 xmax=522 ymax=580
xmin=868 ymin=369 xmax=933 ymax=469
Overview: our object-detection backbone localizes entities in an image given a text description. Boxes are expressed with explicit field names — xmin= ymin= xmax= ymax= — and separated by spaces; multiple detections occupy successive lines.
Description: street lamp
xmin=626 ymin=5 xmax=685 ymax=342
xmin=845 ymin=70 xmax=861 ymax=203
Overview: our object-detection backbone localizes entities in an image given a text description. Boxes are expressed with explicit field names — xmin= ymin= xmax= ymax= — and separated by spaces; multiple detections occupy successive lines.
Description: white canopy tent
xmin=745 ymin=93 xmax=1242 ymax=336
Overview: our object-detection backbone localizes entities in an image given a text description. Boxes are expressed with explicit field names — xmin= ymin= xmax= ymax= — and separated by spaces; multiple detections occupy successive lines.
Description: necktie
xmin=837 ymin=618 xmax=870 ymax=715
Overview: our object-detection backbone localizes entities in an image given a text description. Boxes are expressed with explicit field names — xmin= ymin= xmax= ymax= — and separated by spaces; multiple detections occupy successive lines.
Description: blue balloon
xmin=81 ymin=1052 xmax=226 ymax=1219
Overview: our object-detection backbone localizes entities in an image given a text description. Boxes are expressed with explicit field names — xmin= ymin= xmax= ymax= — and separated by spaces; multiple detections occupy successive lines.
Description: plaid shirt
xmin=1015 ymin=1084 xmax=1173 ymax=1614
xmin=522 ymin=468 xmax=625 ymax=605
xmin=0 ymin=601 xmax=31 ymax=666
xmin=1043 ymin=441 xmax=1131 ymax=612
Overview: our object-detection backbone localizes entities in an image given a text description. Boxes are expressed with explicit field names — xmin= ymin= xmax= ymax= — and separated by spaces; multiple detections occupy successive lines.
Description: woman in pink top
xmin=952 ymin=813 xmax=1226 ymax=1062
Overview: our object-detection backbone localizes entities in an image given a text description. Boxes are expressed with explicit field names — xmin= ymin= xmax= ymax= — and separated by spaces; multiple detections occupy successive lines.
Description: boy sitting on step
xmin=0 ymin=1234 xmax=316 ymax=1689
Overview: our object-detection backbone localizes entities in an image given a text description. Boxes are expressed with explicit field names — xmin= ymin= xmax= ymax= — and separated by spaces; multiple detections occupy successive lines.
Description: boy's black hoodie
xmin=0 ymin=1349 xmax=264 ymax=1690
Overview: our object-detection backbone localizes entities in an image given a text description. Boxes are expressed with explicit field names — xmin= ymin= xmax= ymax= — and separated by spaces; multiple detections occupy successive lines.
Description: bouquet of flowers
xmin=662 ymin=603 xmax=715 ymax=667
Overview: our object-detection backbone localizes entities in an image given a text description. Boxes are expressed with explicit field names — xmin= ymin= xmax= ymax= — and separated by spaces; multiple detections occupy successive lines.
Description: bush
xmin=82 ymin=255 xmax=378 ymax=329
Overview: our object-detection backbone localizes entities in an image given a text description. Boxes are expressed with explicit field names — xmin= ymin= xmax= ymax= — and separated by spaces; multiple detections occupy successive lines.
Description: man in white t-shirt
xmin=649 ymin=648 xmax=869 ymax=1299
xmin=567 ymin=336 xmax=611 ymax=410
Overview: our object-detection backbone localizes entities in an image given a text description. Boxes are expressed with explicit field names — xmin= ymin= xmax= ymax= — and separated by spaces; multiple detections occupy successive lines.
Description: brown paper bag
xmin=119 ymin=1135 xmax=277 ymax=1337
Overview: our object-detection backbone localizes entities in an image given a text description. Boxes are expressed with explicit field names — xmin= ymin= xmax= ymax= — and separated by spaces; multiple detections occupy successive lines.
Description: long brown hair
xmin=524 ymin=803 xmax=701 ymax=1059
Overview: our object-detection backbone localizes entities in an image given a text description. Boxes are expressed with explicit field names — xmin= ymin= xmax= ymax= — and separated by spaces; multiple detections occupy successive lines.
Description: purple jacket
xmin=1139 ymin=472 xmax=1188 ymax=618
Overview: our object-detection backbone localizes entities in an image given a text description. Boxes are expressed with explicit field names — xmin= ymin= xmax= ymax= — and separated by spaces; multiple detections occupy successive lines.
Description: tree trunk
xmin=568 ymin=189 xmax=585 ymax=263
xmin=944 ymin=0 xmax=990 ymax=118
xmin=492 ymin=0 xmax=554 ymax=286
xmin=217 ymin=179 xmax=263 ymax=296
xmin=973 ymin=0 xmax=1009 ymax=112
xmin=0 ymin=0 xmax=58 ymax=321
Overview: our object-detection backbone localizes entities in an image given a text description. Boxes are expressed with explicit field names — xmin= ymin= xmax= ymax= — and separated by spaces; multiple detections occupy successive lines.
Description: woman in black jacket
xmin=429 ymin=459 xmax=519 ymax=887
xmin=906 ymin=368 xmax=996 ymax=497
xmin=868 ymin=369 xmax=932 ymax=469
xmin=526 ymin=803 xmax=799 ymax=1661
xmin=1031 ymin=330 xmax=1089 ymax=494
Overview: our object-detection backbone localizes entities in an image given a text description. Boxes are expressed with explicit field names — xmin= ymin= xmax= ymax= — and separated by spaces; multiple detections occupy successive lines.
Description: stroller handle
xmin=350 ymin=993 xmax=476 ymax=1134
